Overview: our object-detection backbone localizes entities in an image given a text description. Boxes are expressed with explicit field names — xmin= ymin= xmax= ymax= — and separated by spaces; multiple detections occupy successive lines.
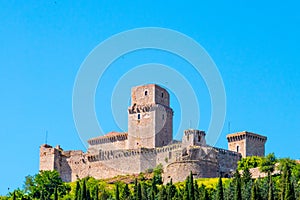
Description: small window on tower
xmin=236 ymin=145 xmax=239 ymax=153
xmin=162 ymin=114 xmax=164 ymax=120
xmin=137 ymin=114 xmax=140 ymax=120
xmin=161 ymin=92 xmax=164 ymax=98
xmin=145 ymin=91 xmax=148 ymax=96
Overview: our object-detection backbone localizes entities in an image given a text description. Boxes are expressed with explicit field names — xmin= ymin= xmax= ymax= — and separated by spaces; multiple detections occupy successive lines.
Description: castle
xmin=40 ymin=84 xmax=267 ymax=183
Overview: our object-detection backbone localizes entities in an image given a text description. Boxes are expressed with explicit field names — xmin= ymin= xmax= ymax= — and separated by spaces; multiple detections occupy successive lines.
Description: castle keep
xmin=40 ymin=84 xmax=267 ymax=183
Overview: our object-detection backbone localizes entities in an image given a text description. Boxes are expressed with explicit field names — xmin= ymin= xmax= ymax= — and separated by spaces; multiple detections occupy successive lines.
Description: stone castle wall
xmin=214 ymin=147 xmax=241 ymax=176
xmin=163 ymin=160 xmax=219 ymax=183
xmin=40 ymin=143 xmax=185 ymax=182
xmin=161 ymin=145 xmax=242 ymax=183
xmin=40 ymin=142 xmax=242 ymax=183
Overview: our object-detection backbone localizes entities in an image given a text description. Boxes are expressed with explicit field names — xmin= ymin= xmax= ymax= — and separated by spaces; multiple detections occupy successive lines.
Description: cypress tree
xmin=150 ymin=189 xmax=155 ymax=200
xmin=54 ymin=186 xmax=58 ymax=200
xmin=167 ymin=178 xmax=176 ymax=200
xmin=94 ymin=185 xmax=99 ymax=200
xmin=199 ymin=184 xmax=209 ymax=200
xmin=281 ymin=163 xmax=288 ymax=200
xmin=87 ymin=188 xmax=92 ymax=200
xmin=121 ymin=184 xmax=130 ymax=200
xmin=234 ymin=170 xmax=242 ymax=200
xmin=268 ymin=175 xmax=274 ymax=200
xmin=251 ymin=181 xmax=258 ymax=200
xmin=242 ymin=168 xmax=252 ymax=200
xmin=225 ymin=180 xmax=234 ymax=200
xmin=189 ymin=172 xmax=195 ymax=200
xmin=141 ymin=183 xmax=148 ymax=200
xmin=159 ymin=185 xmax=167 ymax=200
xmin=284 ymin=168 xmax=295 ymax=200
xmin=13 ymin=191 xmax=16 ymax=200
xmin=183 ymin=176 xmax=190 ymax=200
xmin=81 ymin=179 xmax=87 ymax=200
xmin=203 ymin=187 xmax=210 ymax=200
xmin=151 ymin=177 xmax=158 ymax=195
xmin=134 ymin=178 xmax=138 ymax=200
xmin=115 ymin=183 xmax=120 ymax=200
xmin=137 ymin=182 xmax=142 ymax=200
xmin=75 ymin=181 xmax=81 ymax=200
xmin=194 ymin=180 xmax=199 ymax=200
xmin=216 ymin=177 xmax=224 ymax=200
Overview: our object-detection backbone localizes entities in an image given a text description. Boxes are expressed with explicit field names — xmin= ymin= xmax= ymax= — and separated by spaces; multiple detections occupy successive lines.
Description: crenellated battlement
xmin=227 ymin=131 xmax=267 ymax=143
xmin=88 ymin=143 xmax=182 ymax=162
xmin=88 ymin=132 xmax=128 ymax=146
xmin=213 ymin=147 xmax=241 ymax=157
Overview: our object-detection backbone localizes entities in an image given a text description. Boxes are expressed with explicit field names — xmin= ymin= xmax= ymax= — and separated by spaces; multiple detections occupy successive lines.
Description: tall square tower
xmin=226 ymin=131 xmax=267 ymax=158
xmin=127 ymin=84 xmax=173 ymax=149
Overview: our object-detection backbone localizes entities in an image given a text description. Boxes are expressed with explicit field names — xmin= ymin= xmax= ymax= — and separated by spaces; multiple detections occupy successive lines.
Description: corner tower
xmin=128 ymin=84 xmax=173 ymax=149
xmin=226 ymin=131 xmax=267 ymax=158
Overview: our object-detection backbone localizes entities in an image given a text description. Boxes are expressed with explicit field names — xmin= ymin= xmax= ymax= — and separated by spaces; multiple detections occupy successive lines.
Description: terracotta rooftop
xmin=88 ymin=132 xmax=128 ymax=141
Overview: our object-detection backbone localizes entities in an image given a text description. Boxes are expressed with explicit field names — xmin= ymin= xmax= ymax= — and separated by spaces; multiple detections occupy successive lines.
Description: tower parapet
xmin=227 ymin=131 xmax=267 ymax=158
xmin=182 ymin=129 xmax=206 ymax=148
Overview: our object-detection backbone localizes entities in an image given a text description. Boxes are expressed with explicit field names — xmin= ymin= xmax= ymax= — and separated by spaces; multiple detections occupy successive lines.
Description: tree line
xmin=2 ymin=154 xmax=300 ymax=200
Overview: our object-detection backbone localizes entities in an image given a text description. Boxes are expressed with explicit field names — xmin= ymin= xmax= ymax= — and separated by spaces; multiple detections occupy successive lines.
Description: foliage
xmin=268 ymin=174 xmax=274 ymax=200
xmin=215 ymin=177 xmax=224 ymax=200
xmin=23 ymin=170 xmax=69 ymax=199
xmin=233 ymin=170 xmax=242 ymax=200
xmin=153 ymin=164 xmax=163 ymax=185
xmin=251 ymin=180 xmax=259 ymax=200
xmin=238 ymin=156 xmax=263 ymax=170
xmin=259 ymin=153 xmax=277 ymax=174
xmin=242 ymin=167 xmax=252 ymax=200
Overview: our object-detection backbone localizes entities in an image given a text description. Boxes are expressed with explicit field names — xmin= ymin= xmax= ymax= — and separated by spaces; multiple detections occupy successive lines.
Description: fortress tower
xmin=127 ymin=84 xmax=173 ymax=149
xmin=226 ymin=131 xmax=267 ymax=158
xmin=182 ymin=129 xmax=206 ymax=148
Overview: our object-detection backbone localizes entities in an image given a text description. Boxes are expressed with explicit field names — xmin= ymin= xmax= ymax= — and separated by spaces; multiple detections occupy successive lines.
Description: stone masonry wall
xmin=88 ymin=139 xmax=127 ymax=153
xmin=163 ymin=160 xmax=219 ymax=184
xmin=245 ymin=136 xmax=266 ymax=157
xmin=40 ymin=144 xmax=56 ymax=171
xmin=228 ymin=138 xmax=246 ymax=157
xmin=128 ymin=109 xmax=156 ymax=149
xmin=154 ymin=105 xmax=173 ymax=147
xmin=214 ymin=147 xmax=241 ymax=176
xmin=40 ymin=143 xmax=242 ymax=183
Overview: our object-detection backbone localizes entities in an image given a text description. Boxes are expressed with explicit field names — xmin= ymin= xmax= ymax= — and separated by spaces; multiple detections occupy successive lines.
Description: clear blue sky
xmin=0 ymin=1 xmax=299 ymax=195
